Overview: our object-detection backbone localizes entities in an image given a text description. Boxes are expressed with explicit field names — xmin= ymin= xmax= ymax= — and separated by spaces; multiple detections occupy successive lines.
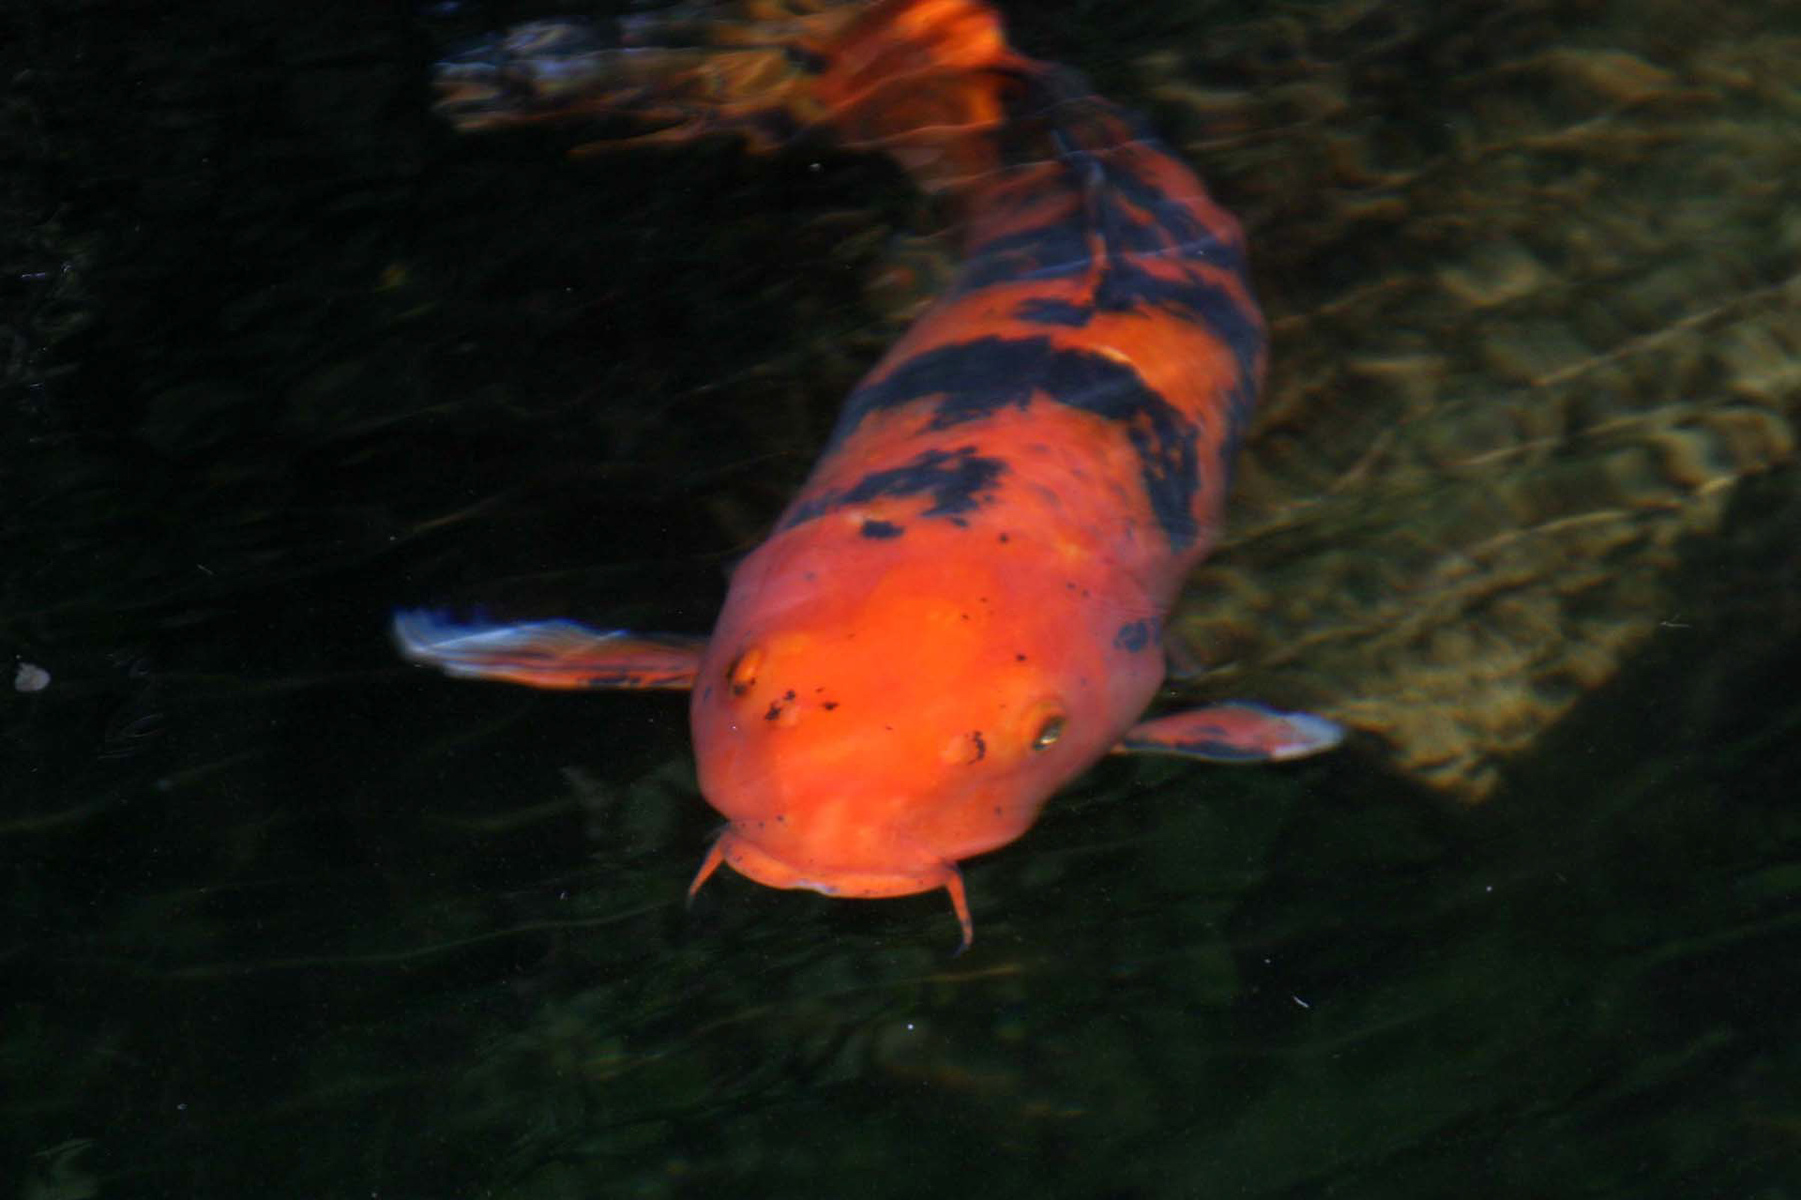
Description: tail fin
xmin=432 ymin=0 xmax=1076 ymax=200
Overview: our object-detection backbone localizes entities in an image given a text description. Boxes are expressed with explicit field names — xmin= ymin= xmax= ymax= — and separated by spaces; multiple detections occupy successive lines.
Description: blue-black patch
xmin=784 ymin=446 xmax=1006 ymax=529
xmin=948 ymin=219 xmax=1260 ymax=424
xmin=860 ymin=519 xmax=904 ymax=539
xmin=1216 ymin=377 xmax=1256 ymax=489
xmin=1093 ymin=153 xmax=1247 ymax=274
xmin=1029 ymin=74 xmax=1250 ymax=275
xmin=834 ymin=336 xmax=1206 ymax=548
xmin=946 ymin=107 xmax=1262 ymax=398
xmin=1014 ymin=297 xmax=1091 ymax=327
xmin=1096 ymin=259 xmax=1261 ymax=385
xmin=956 ymin=115 xmax=1248 ymax=275
xmin=956 ymin=221 xmax=1093 ymax=292
xmin=1114 ymin=618 xmax=1157 ymax=652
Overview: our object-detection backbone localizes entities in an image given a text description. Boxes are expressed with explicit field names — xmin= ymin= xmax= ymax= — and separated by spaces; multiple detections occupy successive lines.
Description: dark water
xmin=6 ymin=1 xmax=1799 ymax=1197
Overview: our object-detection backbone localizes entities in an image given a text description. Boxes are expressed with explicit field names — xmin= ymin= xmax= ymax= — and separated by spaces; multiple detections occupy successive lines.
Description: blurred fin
xmin=1117 ymin=701 xmax=1344 ymax=763
xmin=393 ymin=610 xmax=704 ymax=690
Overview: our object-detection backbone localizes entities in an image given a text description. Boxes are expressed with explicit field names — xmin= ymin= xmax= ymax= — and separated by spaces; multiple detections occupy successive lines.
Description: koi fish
xmin=397 ymin=0 xmax=1342 ymax=950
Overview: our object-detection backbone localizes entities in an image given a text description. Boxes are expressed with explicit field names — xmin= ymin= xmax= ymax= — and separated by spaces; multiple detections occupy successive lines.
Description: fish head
xmin=688 ymin=522 xmax=1164 ymax=899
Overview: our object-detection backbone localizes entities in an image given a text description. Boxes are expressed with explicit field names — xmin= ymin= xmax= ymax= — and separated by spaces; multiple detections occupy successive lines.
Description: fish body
xmin=399 ymin=0 xmax=1341 ymax=947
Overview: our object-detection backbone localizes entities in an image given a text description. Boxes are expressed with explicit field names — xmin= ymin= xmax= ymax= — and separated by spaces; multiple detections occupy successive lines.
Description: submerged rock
xmin=1148 ymin=0 xmax=1801 ymax=798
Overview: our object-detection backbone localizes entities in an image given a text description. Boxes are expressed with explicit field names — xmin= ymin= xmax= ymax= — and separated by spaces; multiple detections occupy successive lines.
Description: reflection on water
xmin=4 ymin=1 xmax=1799 ymax=1197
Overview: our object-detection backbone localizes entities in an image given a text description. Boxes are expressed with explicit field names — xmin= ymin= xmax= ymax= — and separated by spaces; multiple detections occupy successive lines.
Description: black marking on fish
xmin=784 ymin=446 xmax=1006 ymax=528
xmin=1113 ymin=618 xmax=1156 ymax=652
xmin=1014 ymin=297 xmax=1092 ymax=327
xmin=836 ymin=336 xmax=1205 ymax=548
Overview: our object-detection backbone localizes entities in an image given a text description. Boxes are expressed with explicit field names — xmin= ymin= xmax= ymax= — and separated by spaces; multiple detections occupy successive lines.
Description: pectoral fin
xmin=1118 ymin=702 xmax=1344 ymax=763
xmin=393 ymin=610 xmax=704 ymax=690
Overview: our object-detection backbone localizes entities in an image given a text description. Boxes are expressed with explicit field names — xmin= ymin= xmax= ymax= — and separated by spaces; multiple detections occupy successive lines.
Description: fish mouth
xmin=689 ymin=826 xmax=954 ymax=901
xmin=686 ymin=825 xmax=975 ymax=952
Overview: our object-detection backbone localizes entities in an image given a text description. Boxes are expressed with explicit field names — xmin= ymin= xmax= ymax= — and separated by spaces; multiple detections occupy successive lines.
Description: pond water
xmin=5 ymin=1 xmax=1798 ymax=1197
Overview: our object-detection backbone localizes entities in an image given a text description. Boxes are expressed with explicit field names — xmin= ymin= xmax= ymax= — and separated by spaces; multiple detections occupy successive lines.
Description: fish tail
xmin=433 ymin=3 xmax=852 ymax=153
xmin=794 ymin=0 xmax=1027 ymax=193
xmin=432 ymin=0 xmax=1099 ymax=199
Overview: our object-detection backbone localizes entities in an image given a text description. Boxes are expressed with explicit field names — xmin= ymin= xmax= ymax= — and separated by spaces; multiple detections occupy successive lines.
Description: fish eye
xmin=1030 ymin=714 xmax=1065 ymax=751
xmin=726 ymin=647 xmax=762 ymax=696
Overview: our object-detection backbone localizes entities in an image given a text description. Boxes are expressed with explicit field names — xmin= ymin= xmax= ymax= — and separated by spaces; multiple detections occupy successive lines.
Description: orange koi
xmin=397 ymin=0 xmax=1342 ymax=950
